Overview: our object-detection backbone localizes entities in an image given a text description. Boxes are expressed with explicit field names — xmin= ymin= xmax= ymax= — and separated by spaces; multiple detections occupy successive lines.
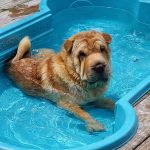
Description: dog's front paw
xmin=87 ymin=120 xmax=105 ymax=132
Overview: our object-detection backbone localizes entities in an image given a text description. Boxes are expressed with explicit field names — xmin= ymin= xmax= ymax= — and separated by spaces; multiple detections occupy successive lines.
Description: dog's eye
xmin=79 ymin=51 xmax=86 ymax=61
xmin=100 ymin=45 xmax=106 ymax=52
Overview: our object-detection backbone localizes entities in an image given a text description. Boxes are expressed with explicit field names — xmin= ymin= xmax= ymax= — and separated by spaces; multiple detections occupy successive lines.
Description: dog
xmin=7 ymin=31 xmax=114 ymax=132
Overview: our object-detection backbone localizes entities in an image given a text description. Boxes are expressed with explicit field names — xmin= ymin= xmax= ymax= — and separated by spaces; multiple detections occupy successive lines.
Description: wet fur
xmin=7 ymin=31 xmax=114 ymax=132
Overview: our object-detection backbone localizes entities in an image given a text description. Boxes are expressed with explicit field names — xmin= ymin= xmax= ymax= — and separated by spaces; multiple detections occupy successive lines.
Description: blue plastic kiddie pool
xmin=0 ymin=0 xmax=150 ymax=149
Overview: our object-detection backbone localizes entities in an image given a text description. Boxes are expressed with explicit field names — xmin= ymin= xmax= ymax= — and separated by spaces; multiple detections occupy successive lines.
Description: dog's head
xmin=63 ymin=31 xmax=112 ymax=84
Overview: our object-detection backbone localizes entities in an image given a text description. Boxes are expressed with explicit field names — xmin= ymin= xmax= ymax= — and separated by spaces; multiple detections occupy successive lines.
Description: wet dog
xmin=7 ymin=31 xmax=114 ymax=132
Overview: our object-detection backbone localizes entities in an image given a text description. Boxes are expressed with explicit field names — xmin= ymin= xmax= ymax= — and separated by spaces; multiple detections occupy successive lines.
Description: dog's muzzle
xmin=87 ymin=63 xmax=111 ymax=84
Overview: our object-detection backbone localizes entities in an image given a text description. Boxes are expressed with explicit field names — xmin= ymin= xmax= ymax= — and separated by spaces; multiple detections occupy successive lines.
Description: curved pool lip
xmin=0 ymin=0 xmax=150 ymax=149
xmin=71 ymin=101 xmax=138 ymax=150
xmin=0 ymin=102 xmax=138 ymax=150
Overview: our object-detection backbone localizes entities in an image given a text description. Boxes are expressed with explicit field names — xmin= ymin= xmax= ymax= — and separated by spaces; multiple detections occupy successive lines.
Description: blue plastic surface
xmin=0 ymin=0 xmax=150 ymax=150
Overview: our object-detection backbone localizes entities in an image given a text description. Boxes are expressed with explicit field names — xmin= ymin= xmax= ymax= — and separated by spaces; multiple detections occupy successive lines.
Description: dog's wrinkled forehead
xmin=74 ymin=37 xmax=106 ymax=49
xmin=63 ymin=31 xmax=111 ymax=53
xmin=74 ymin=31 xmax=110 ymax=46
xmin=72 ymin=33 xmax=107 ymax=54
xmin=74 ymin=31 xmax=104 ymax=42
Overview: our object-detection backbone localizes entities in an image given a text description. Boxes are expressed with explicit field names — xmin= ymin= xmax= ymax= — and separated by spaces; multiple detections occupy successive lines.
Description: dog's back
xmin=7 ymin=37 xmax=47 ymax=96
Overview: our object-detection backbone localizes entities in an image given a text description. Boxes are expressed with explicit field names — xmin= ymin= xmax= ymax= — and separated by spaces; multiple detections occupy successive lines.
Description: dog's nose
xmin=93 ymin=63 xmax=106 ymax=73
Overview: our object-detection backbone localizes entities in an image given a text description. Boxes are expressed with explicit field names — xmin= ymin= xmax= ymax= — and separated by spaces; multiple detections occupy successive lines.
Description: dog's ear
xmin=102 ymin=33 xmax=112 ymax=44
xmin=63 ymin=39 xmax=74 ymax=54
xmin=63 ymin=34 xmax=77 ymax=53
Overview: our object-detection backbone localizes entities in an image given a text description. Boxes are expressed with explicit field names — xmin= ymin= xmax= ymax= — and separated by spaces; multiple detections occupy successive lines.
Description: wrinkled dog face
xmin=64 ymin=31 xmax=112 ymax=83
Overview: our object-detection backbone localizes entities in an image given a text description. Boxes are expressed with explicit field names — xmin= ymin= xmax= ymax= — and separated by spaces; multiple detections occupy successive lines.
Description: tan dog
xmin=7 ymin=31 xmax=114 ymax=132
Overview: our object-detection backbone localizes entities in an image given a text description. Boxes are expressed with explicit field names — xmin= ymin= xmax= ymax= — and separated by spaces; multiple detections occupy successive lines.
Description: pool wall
xmin=47 ymin=0 xmax=139 ymax=15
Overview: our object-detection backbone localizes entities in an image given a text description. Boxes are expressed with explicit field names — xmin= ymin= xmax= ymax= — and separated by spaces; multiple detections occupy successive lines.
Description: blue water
xmin=0 ymin=69 xmax=114 ymax=149
xmin=0 ymin=7 xmax=150 ymax=150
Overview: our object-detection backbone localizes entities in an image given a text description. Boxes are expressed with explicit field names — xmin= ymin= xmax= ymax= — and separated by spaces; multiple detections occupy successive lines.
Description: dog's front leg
xmin=57 ymin=100 xmax=104 ymax=132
